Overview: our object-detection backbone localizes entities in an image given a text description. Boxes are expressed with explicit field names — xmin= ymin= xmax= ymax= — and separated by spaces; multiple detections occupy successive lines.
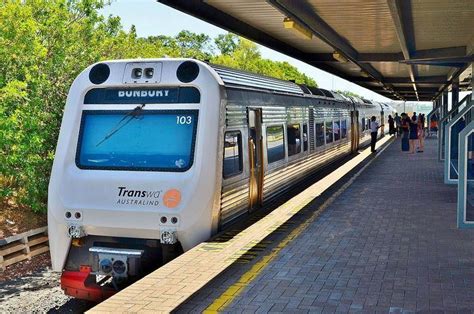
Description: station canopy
xmin=159 ymin=0 xmax=473 ymax=101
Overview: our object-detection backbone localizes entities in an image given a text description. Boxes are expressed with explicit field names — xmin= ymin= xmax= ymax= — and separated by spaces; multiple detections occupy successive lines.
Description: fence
xmin=0 ymin=227 xmax=49 ymax=271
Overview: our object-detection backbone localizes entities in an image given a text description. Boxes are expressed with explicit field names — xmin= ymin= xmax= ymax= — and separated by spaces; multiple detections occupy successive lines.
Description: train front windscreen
xmin=76 ymin=110 xmax=198 ymax=171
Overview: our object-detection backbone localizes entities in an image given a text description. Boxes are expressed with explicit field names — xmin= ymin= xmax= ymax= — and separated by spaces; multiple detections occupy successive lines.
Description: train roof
xmin=208 ymin=62 xmax=386 ymax=109
xmin=211 ymin=64 xmax=304 ymax=95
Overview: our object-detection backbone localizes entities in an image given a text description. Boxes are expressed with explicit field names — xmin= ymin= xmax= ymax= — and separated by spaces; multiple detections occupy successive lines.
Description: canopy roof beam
xmin=267 ymin=0 xmax=406 ymax=98
xmin=350 ymin=76 xmax=448 ymax=84
xmin=305 ymin=47 xmax=468 ymax=63
xmin=387 ymin=0 xmax=419 ymax=100
xmin=400 ymin=55 xmax=474 ymax=67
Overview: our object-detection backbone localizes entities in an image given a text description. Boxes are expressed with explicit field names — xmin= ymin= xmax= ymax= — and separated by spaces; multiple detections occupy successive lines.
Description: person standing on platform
xmin=401 ymin=113 xmax=410 ymax=151
xmin=394 ymin=113 xmax=401 ymax=136
xmin=370 ymin=116 xmax=381 ymax=153
xmin=388 ymin=115 xmax=395 ymax=135
xmin=417 ymin=113 xmax=425 ymax=152
xmin=409 ymin=115 xmax=419 ymax=154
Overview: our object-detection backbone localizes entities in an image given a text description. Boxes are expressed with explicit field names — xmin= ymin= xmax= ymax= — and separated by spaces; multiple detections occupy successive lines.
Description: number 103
xmin=176 ymin=116 xmax=192 ymax=125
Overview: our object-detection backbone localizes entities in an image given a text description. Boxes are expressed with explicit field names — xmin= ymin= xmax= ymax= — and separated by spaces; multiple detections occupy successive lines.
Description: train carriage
xmin=48 ymin=58 xmax=394 ymax=300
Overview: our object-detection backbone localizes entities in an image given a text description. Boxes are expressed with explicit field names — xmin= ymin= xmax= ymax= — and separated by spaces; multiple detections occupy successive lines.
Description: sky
xmin=99 ymin=0 xmax=459 ymax=107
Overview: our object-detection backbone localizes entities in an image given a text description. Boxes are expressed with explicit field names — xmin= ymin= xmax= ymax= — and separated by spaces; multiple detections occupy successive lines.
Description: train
xmin=48 ymin=58 xmax=394 ymax=301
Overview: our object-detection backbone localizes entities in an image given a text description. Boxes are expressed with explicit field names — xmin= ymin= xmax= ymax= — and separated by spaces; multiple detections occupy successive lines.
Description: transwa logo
xmin=116 ymin=187 xmax=181 ymax=208
xmin=116 ymin=186 xmax=161 ymax=206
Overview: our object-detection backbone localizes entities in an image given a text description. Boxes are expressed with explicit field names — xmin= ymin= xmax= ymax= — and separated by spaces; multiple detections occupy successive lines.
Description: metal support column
xmin=444 ymin=101 xmax=473 ymax=184
xmin=457 ymin=120 xmax=474 ymax=228
xmin=439 ymin=92 xmax=450 ymax=160
xmin=443 ymin=91 xmax=449 ymax=119
xmin=427 ymin=99 xmax=440 ymax=138
xmin=452 ymin=77 xmax=460 ymax=116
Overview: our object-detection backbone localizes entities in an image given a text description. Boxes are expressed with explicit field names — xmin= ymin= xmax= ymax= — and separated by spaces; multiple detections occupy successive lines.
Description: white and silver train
xmin=48 ymin=58 xmax=394 ymax=300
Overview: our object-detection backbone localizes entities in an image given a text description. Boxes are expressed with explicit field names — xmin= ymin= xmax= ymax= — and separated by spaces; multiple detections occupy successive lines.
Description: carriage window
xmin=287 ymin=124 xmax=301 ymax=156
xmin=341 ymin=120 xmax=347 ymax=138
xmin=303 ymin=123 xmax=308 ymax=151
xmin=223 ymin=131 xmax=242 ymax=178
xmin=333 ymin=121 xmax=340 ymax=141
xmin=361 ymin=117 xmax=366 ymax=131
xmin=315 ymin=122 xmax=325 ymax=147
xmin=267 ymin=125 xmax=285 ymax=163
xmin=325 ymin=121 xmax=333 ymax=144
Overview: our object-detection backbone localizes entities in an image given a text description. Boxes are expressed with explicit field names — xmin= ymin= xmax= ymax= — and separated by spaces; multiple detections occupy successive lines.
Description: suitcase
xmin=402 ymin=137 xmax=409 ymax=151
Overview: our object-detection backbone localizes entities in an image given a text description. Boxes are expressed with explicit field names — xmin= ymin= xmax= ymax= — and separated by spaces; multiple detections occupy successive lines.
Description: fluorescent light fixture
xmin=283 ymin=17 xmax=313 ymax=40
xmin=332 ymin=51 xmax=349 ymax=63
xmin=359 ymin=70 xmax=369 ymax=78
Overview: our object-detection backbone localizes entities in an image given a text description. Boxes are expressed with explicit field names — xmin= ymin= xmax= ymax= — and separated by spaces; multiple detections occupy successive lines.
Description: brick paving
xmin=179 ymin=138 xmax=474 ymax=313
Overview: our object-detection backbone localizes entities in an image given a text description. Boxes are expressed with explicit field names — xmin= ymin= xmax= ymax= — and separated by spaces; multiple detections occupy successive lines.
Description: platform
xmin=89 ymin=136 xmax=474 ymax=313
xmin=184 ymin=137 xmax=474 ymax=313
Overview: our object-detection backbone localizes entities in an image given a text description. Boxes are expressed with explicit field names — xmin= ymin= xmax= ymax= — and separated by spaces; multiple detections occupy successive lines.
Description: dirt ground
xmin=0 ymin=252 xmax=94 ymax=313
xmin=0 ymin=199 xmax=47 ymax=239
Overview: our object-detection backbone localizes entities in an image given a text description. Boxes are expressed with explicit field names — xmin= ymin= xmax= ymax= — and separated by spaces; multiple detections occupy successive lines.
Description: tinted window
xmin=334 ymin=121 xmax=340 ymax=141
xmin=77 ymin=110 xmax=198 ymax=171
xmin=267 ymin=125 xmax=285 ymax=163
xmin=315 ymin=122 xmax=325 ymax=147
xmin=287 ymin=124 xmax=301 ymax=156
xmin=341 ymin=120 xmax=347 ymax=138
xmin=325 ymin=121 xmax=333 ymax=143
xmin=361 ymin=118 xmax=366 ymax=131
xmin=223 ymin=131 xmax=242 ymax=178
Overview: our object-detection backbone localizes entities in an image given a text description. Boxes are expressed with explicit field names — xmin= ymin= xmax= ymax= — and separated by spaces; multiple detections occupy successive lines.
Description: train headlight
xmin=112 ymin=260 xmax=127 ymax=275
xmin=132 ymin=68 xmax=143 ymax=79
xmin=144 ymin=68 xmax=154 ymax=78
xmin=160 ymin=230 xmax=177 ymax=245
xmin=100 ymin=258 xmax=113 ymax=274
xmin=176 ymin=61 xmax=199 ymax=83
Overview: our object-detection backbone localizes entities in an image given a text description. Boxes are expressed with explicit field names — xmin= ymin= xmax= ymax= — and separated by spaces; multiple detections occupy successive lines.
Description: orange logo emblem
xmin=163 ymin=189 xmax=181 ymax=208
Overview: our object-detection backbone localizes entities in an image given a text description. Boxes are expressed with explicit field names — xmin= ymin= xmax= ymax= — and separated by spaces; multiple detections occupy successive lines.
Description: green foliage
xmin=0 ymin=4 xmax=318 ymax=213
xmin=0 ymin=0 xmax=124 ymax=211
xmin=212 ymin=34 xmax=317 ymax=87
xmin=214 ymin=33 xmax=239 ymax=55
xmin=335 ymin=90 xmax=361 ymax=99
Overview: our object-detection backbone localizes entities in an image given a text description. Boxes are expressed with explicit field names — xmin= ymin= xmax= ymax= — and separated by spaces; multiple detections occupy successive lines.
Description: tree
xmin=335 ymin=90 xmax=362 ymax=99
xmin=0 ymin=0 xmax=127 ymax=211
xmin=174 ymin=30 xmax=212 ymax=60
xmin=212 ymin=36 xmax=316 ymax=86
xmin=0 ymin=2 xmax=319 ymax=213
xmin=214 ymin=33 xmax=239 ymax=55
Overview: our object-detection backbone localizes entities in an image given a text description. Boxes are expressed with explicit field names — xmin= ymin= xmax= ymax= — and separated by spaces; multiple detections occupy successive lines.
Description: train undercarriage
xmin=60 ymin=235 xmax=183 ymax=301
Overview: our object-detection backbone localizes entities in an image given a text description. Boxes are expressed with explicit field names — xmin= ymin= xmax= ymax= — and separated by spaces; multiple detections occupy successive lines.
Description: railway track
xmin=0 ymin=267 xmax=93 ymax=313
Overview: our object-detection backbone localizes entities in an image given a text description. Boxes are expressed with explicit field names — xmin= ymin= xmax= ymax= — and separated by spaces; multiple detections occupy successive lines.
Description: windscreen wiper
xmin=95 ymin=104 xmax=146 ymax=147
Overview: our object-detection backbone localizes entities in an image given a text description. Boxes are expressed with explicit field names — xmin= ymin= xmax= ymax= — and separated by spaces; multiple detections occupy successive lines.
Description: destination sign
xmin=84 ymin=87 xmax=200 ymax=104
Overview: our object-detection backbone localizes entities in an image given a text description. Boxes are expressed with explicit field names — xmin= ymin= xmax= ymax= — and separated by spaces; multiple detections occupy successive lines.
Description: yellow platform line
xmin=204 ymin=137 xmax=393 ymax=313
xmin=88 ymin=136 xmax=392 ymax=313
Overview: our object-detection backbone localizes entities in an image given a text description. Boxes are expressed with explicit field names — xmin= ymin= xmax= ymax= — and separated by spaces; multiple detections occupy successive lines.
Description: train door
xmin=351 ymin=110 xmax=360 ymax=152
xmin=248 ymin=108 xmax=264 ymax=211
